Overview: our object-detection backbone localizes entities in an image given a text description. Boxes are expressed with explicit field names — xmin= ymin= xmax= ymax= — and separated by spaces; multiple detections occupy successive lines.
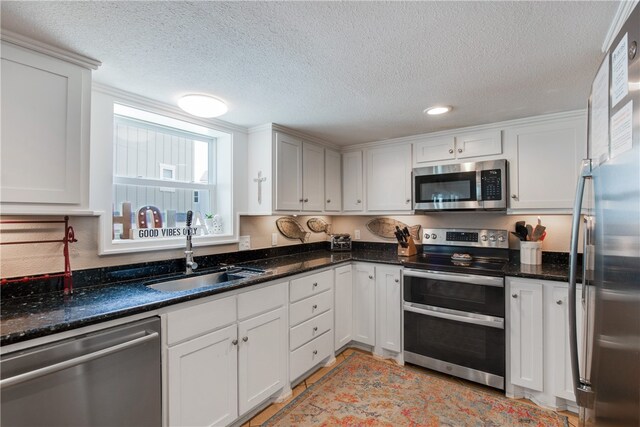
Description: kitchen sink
xmin=145 ymin=267 xmax=265 ymax=292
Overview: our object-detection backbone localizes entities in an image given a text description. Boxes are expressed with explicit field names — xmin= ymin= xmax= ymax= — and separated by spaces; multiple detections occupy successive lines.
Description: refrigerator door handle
xmin=569 ymin=159 xmax=595 ymax=408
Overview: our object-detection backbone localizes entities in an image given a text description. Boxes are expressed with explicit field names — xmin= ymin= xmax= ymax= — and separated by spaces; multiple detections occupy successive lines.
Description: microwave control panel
xmin=481 ymin=169 xmax=503 ymax=201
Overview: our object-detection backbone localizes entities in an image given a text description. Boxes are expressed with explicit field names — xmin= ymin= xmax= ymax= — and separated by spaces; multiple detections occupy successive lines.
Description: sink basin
xmin=145 ymin=267 xmax=265 ymax=292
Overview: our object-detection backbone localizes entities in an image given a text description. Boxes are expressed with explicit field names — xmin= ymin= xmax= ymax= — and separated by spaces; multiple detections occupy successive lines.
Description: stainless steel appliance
xmin=413 ymin=159 xmax=507 ymax=212
xmin=1 ymin=317 xmax=161 ymax=427
xmin=330 ymin=233 xmax=352 ymax=251
xmin=569 ymin=5 xmax=639 ymax=426
xmin=402 ymin=228 xmax=508 ymax=389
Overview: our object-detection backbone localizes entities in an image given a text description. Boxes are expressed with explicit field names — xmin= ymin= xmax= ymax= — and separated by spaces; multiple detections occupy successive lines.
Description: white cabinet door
xmin=455 ymin=130 xmax=502 ymax=159
xmin=302 ymin=142 xmax=324 ymax=211
xmin=366 ymin=144 xmax=412 ymax=211
xmin=509 ymin=279 xmax=544 ymax=391
xmin=342 ymin=151 xmax=363 ymax=211
xmin=168 ymin=325 xmax=238 ymax=427
xmin=1 ymin=41 xmax=89 ymax=206
xmin=550 ymin=284 xmax=584 ymax=401
xmin=375 ymin=266 xmax=401 ymax=353
xmin=238 ymin=307 xmax=286 ymax=416
xmin=325 ymin=149 xmax=342 ymax=211
xmin=413 ymin=136 xmax=455 ymax=165
xmin=275 ymin=132 xmax=302 ymax=211
xmin=505 ymin=116 xmax=587 ymax=210
xmin=334 ymin=265 xmax=353 ymax=350
xmin=353 ymin=264 xmax=376 ymax=346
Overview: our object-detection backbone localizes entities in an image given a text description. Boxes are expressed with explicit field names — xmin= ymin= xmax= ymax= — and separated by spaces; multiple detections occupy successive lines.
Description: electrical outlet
xmin=271 ymin=233 xmax=278 ymax=246
xmin=239 ymin=235 xmax=251 ymax=251
xmin=354 ymin=229 xmax=361 ymax=240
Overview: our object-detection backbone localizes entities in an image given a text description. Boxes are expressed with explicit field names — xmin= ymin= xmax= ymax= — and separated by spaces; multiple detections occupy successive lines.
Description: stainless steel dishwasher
xmin=1 ymin=317 xmax=161 ymax=426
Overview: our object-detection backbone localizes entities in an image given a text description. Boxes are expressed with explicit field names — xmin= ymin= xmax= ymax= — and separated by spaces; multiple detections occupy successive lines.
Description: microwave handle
xmin=476 ymin=170 xmax=483 ymax=201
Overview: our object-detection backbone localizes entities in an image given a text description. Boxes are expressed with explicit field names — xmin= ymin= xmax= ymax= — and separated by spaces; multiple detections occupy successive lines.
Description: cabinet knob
xmin=304 ymin=198 xmax=309 ymax=203
xmin=327 ymin=199 xmax=331 ymax=203
xmin=313 ymin=326 xmax=318 ymax=332
xmin=313 ymin=282 xmax=318 ymax=287
xmin=313 ymin=350 xmax=318 ymax=355
xmin=448 ymin=148 xmax=454 ymax=154
xmin=357 ymin=199 xmax=361 ymax=204
xmin=312 ymin=304 xmax=318 ymax=309
xmin=299 ymin=198 xmax=304 ymax=202
xmin=406 ymin=199 xmax=411 ymax=204
xmin=232 ymin=339 xmax=238 ymax=346
xmin=512 ymin=294 xmax=518 ymax=298
xmin=369 ymin=275 xmax=373 ymax=279
xmin=395 ymin=278 xmax=400 ymax=283
xmin=242 ymin=336 xmax=248 ymax=342
xmin=511 ymin=194 xmax=518 ymax=199
xmin=458 ymin=148 xmax=463 ymax=153
xmin=556 ymin=300 xmax=563 ymax=305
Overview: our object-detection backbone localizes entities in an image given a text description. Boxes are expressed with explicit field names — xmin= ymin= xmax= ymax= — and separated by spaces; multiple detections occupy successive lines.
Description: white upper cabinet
xmin=324 ymin=149 xmax=342 ymax=211
xmin=366 ymin=144 xmax=412 ymax=211
xmin=413 ymin=130 xmax=501 ymax=166
xmin=505 ymin=114 xmax=587 ymax=212
xmin=0 ymin=36 xmax=99 ymax=214
xmin=247 ymin=125 xmax=333 ymax=214
xmin=342 ymin=150 xmax=364 ymax=211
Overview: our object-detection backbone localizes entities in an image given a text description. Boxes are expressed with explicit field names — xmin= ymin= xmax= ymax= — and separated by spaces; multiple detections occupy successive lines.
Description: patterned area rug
xmin=263 ymin=353 xmax=568 ymax=426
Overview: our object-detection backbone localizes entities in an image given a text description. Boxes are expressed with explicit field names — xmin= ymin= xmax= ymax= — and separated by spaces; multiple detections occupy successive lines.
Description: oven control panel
xmin=422 ymin=228 xmax=508 ymax=249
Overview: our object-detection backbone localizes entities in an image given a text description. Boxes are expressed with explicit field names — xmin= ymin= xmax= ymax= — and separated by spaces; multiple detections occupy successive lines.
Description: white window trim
xmin=91 ymin=88 xmax=241 ymax=255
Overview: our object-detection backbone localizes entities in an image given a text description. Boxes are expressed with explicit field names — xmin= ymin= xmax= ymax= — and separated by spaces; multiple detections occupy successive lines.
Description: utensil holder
xmin=398 ymin=238 xmax=417 ymax=257
xmin=520 ymin=241 xmax=542 ymax=265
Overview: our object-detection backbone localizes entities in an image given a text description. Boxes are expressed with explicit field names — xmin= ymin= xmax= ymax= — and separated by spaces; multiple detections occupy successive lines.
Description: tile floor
xmin=245 ymin=348 xmax=579 ymax=427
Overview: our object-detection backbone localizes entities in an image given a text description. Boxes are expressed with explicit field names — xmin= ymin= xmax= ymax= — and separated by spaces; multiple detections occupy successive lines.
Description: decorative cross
xmin=253 ymin=171 xmax=267 ymax=204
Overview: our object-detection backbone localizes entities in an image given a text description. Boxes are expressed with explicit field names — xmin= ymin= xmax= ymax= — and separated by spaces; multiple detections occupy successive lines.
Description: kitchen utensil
xmin=515 ymin=221 xmax=525 ymax=228
xmin=515 ymin=224 xmax=528 ymax=241
xmin=510 ymin=231 xmax=525 ymax=241
xmin=539 ymin=231 xmax=547 ymax=241
xmin=403 ymin=227 xmax=411 ymax=238
xmin=395 ymin=226 xmax=406 ymax=242
xmin=526 ymin=224 xmax=534 ymax=241
xmin=531 ymin=225 xmax=546 ymax=242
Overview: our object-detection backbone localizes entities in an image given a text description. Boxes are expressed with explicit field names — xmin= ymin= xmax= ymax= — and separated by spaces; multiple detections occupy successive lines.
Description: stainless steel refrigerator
xmin=569 ymin=3 xmax=639 ymax=426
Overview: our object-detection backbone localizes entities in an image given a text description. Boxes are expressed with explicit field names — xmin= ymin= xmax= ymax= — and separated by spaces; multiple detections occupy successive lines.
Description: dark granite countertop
xmin=0 ymin=250 xmax=403 ymax=346
xmin=1 ymin=245 xmax=574 ymax=347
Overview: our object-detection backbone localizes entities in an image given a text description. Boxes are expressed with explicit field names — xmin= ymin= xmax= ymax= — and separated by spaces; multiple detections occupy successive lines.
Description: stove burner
xmin=403 ymin=252 xmax=507 ymax=277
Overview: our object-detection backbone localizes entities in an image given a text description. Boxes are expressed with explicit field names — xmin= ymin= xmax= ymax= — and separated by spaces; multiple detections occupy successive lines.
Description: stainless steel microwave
xmin=413 ymin=159 xmax=507 ymax=212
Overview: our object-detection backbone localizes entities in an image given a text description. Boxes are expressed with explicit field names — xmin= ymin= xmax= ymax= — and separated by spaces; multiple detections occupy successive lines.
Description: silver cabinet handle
xmin=313 ymin=326 xmax=318 ymax=332
xmin=304 ymin=198 xmax=309 ymax=202
xmin=448 ymin=148 xmax=454 ymax=154
xmin=312 ymin=304 xmax=318 ymax=309
xmin=357 ymin=199 xmax=361 ymax=204
xmin=299 ymin=198 xmax=304 ymax=202
xmin=313 ymin=282 xmax=318 ymax=287
xmin=406 ymin=199 xmax=411 ymax=203
xmin=368 ymin=275 xmax=373 ymax=279
xmin=313 ymin=350 xmax=318 ymax=355
xmin=458 ymin=148 xmax=463 ymax=153
xmin=395 ymin=278 xmax=400 ymax=283
xmin=0 ymin=332 xmax=159 ymax=389
xmin=242 ymin=336 xmax=248 ymax=342
xmin=512 ymin=294 xmax=518 ymax=298
xmin=232 ymin=339 xmax=238 ymax=345
xmin=327 ymin=199 xmax=331 ymax=203
xmin=556 ymin=300 xmax=563 ymax=305
xmin=511 ymin=194 xmax=518 ymax=199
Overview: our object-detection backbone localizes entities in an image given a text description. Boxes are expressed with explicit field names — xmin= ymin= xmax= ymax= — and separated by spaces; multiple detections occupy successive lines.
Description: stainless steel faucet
xmin=185 ymin=210 xmax=198 ymax=274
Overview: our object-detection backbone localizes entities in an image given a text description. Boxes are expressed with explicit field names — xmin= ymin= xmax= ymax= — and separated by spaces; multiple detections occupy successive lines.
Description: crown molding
xmin=92 ymin=82 xmax=248 ymax=134
xmin=340 ymin=109 xmax=587 ymax=152
xmin=248 ymin=123 xmax=340 ymax=150
xmin=1 ymin=29 xmax=101 ymax=70
xmin=602 ymin=0 xmax=639 ymax=53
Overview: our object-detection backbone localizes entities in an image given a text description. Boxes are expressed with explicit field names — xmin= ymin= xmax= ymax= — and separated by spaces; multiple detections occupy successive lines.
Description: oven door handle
xmin=403 ymin=302 xmax=504 ymax=329
xmin=403 ymin=269 xmax=504 ymax=288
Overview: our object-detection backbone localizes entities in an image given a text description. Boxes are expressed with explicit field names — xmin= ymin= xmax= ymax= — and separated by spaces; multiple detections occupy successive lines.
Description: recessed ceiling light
xmin=178 ymin=94 xmax=228 ymax=118
xmin=423 ymin=106 xmax=452 ymax=116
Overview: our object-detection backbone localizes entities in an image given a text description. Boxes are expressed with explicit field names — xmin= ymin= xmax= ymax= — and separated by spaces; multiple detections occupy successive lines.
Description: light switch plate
xmin=355 ymin=229 xmax=361 ymax=240
xmin=239 ymin=235 xmax=250 ymax=251
xmin=271 ymin=233 xmax=278 ymax=246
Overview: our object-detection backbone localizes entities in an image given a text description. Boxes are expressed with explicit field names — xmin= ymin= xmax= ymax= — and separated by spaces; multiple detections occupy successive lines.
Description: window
xmin=94 ymin=100 xmax=236 ymax=254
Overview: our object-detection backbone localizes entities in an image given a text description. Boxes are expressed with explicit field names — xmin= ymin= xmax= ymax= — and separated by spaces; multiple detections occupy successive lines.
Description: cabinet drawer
xmin=290 ymin=290 xmax=333 ymax=326
xmin=290 ymin=309 xmax=333 ymax=351
xmin=237 ymin=281 xmax=287 ymax=320
xmin=290 ymin=330 xmax=333 ymax=381
xmin=290 ymin=270 xmax=333 ymax=303
xmin=167 ymin=296 xmax=236 ymax=345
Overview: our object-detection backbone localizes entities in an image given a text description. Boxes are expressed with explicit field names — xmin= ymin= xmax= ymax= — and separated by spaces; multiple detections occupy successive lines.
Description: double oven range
xmin=402 ymin=228 xmax=508 ymax=390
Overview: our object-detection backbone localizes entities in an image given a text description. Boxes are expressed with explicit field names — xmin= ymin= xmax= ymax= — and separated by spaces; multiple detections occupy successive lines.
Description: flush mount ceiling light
xmin=423 ymin=106 xmax=452 ymax=116
xmin=178 ymin=94 xmax=228 ymax=118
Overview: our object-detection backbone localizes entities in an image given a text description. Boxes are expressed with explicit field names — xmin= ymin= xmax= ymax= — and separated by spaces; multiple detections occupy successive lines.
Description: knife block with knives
xmin=395 ymin=226 xmax=417 ymax=257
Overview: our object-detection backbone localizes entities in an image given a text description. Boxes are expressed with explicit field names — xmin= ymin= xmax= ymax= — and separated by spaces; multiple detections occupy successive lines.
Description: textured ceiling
xmin=1 ymin=1 xmax=618 ymax=145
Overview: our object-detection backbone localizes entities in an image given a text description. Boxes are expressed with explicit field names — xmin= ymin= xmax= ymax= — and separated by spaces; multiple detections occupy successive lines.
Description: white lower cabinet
xmin=166 ymin=282 xmax=287 ymax=426
xmin=352 ymin=263 xmax=376 ymax=346
xmin=507 ymin=277 xmax=584 ymax=410
xmin=334 ymin=265 xmax=353 ymax=350
xmin=375 ymin=265 xmax=401 ymax=353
